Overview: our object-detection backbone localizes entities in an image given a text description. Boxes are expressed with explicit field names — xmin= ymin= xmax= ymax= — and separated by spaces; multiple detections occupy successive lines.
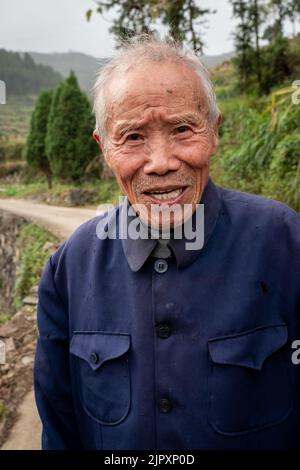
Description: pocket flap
xmin=70 ymin=332 xmax=130 ymax=371
xmin=208 ymin=324 xmax=287 ymax=370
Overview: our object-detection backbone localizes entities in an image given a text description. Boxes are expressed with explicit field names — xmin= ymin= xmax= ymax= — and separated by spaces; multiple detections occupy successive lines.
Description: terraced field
xmin=0 ymin=95 xmax=36 ymax=139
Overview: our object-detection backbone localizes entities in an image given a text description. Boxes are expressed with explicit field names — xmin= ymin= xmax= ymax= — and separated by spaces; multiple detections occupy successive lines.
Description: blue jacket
xmin=34 ymin=180 xmax=300 ymax=449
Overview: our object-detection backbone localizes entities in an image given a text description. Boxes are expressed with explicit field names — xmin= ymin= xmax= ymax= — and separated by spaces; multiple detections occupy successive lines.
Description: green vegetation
xmin=0 ymin=139 xmax=25 ymax=162
xmin=211 ymin=56 xmax=300 ymax=211
xmin=230 ymin=0 xmax=300 ymax=94
xmin=24 ymin=90 xmax=53 ymax=188
xmin=0 ymin=400 xmax=7 ymax=421
xmin=0 ymin=177 xmax=121 ymax=205
xmin=0 ymin=312 xmax=12 ymax=325
xmin=45 ymin=72 xmax=98 ymax=181
xmin=0 ymin=49 xmax=62 ymax=95
xmin=0 ymin=95 xmax=36 ymax=140
xmin=13 ymin=224 xmax=57 ymax=309
xmin=0 ymin=95 xmax=36 ymax=171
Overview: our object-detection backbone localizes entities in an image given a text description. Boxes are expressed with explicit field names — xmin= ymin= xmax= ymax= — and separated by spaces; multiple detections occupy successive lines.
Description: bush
xmin=0 ymin=161 xmax=25 ymax=178
xmin=13 ymin=224 xmax=57 ymax=309
xmin=0 ymin=140 xmax=24 ymax=162
xmin=218 ymin=90 xmax=300 ymax=211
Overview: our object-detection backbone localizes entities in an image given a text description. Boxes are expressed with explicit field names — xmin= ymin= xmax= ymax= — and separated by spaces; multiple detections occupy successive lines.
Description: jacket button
xmin=89 ymin=352 xmax=99 ymax=365
xmin=154 ymin=259 xmax=168 ymax=273
xmin=156 ymin=323 xmax=172 ymax=339
xmin=158 ymin=398 xmax=172 ymax=413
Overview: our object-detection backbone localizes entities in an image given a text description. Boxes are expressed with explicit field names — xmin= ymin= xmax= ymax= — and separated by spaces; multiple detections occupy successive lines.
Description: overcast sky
xmin=0 ymin=0 xmax=235 ymax=57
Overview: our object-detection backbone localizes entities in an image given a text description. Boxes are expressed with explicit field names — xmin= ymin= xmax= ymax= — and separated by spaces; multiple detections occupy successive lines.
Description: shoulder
xmin=218 ymin=185 xmax=299 ymax=223
xmin=50 ymin=203 xmax=122 ymax=271
xmin=216 ymin=185 xmax=300 ymax=249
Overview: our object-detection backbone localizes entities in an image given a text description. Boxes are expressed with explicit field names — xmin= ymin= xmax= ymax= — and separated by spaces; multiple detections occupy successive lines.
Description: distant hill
xmin=28 ymin=52 xmax=109 ymax=92
xmin=27 ymin=50 xmax=235 ymax=91
xmin=0 ymin=49 xmax=62 ymax=95
xmin=201 ymin=51 xmax=235 ymax=68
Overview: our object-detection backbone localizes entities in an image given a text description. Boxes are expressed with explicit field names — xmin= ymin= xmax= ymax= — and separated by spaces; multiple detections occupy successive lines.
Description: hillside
xmin=201 ymin=51 xmax=235 ymax=68
xmin=0 ymin=50 xmax=62 ymax=96
xmin=27 ymin=50 xmax=234 ymax=91
xmin=0 ymin=95 xmax=36 ymax=139
xmin=28 ymin=52 xmax=109 ymax=92
xmin=0 ymin=49 xmax=235 ymax=139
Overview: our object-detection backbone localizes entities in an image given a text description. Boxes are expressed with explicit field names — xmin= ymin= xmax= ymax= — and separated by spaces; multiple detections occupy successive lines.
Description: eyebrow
xmin=113 ymin=112 xmax=202 ymax=136
xmin=165 ymin=112 xmax=203 ymax=126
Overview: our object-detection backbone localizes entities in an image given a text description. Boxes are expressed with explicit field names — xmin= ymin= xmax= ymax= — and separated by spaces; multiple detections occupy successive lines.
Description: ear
xmin=93 ymin=130 xmax=104 ymax=152
xmin=93 ymin=129 xmax=113 ymax=169
xmin=215 ymin=112 xmax=222 ymax=131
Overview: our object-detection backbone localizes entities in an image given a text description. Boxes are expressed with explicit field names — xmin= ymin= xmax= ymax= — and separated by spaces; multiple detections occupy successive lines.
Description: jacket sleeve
xmin=34 ymin=252 xmax=83 ymax=450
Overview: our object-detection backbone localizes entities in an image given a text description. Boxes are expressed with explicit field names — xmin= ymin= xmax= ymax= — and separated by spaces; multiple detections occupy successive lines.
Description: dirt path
xmin=0 ymin=198 xmax=102 ymax=450
xmin=1 ymin=390 xmax=41 ymax=450
xmin=0 ymin=198 xmax=99 ymax=239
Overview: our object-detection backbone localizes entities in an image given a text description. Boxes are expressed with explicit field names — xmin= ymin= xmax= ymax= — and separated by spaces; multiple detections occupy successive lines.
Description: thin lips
xmin=143 ymin=185 xmax=187 ymax=194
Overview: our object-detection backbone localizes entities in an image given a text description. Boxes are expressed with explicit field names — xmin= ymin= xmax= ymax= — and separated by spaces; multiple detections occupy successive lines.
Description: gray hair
xmin=92 ymin=34 xmax=220 ymax=148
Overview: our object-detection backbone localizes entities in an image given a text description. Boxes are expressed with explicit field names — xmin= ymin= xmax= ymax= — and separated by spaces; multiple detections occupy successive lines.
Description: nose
xmin=143 ymin=139 xmax=181 ymax=175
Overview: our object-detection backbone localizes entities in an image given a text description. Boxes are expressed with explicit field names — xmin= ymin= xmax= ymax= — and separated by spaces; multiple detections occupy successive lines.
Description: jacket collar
xmin=121 ymin=178 xmax=221 ymax=272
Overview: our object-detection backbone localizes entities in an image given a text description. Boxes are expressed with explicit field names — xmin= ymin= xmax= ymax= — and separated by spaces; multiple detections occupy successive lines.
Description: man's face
xmin=94 ymin=60 xmax=220 ymax=229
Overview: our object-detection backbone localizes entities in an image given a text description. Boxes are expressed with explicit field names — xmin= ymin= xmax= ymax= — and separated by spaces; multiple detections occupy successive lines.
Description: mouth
xmin=142 ymin=186 xmax=188 ymax=204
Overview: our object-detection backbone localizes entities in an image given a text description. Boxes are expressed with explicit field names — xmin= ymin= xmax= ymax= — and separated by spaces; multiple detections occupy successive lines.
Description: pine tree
xmin=46 ymin=72 xmax=98 ymax=181
xmin=24 ymin=89 xmax=53 ymax=188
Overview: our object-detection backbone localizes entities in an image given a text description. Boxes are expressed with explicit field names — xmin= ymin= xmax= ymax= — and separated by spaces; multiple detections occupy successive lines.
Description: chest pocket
xmin=207 ymin=324 xmax=293 ymax=436
xmin=70 ymin=332 xmax=131 ymax=425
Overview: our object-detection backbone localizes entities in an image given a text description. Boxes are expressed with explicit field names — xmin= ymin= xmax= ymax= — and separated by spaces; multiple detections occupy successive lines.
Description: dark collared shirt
xmin=34 ymin=179 xmax=300 ymax=449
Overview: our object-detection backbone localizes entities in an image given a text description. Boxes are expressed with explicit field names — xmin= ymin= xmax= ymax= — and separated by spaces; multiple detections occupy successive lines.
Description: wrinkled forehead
xmin=106 ymin=60 xmax=207 ymax=120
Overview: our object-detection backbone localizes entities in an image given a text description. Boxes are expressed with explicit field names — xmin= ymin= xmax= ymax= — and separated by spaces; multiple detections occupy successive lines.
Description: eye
xmin=175 ymin=125 xmax=192 ymax=134
xmin=126 ymin=133 xmax=143 ymax=141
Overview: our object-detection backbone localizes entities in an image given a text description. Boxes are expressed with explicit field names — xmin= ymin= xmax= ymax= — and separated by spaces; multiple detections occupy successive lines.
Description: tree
xmin=262 ymin=36 xmax=291 ymax=91
xmin=159 ymin=0 xmax=214 ymax=54
xmin=87 ymin=0 xmax=215 ymax=54
xmin=24 ymin=90 xmax=54 ymax=188
xmin=249 ymin=0 xmax=266 ymax=93
xmin=230 ymin=0 xmax=254 ymax=91
xmin=87 ymin=0 xmax=155 ymax=43
xmin=231 ymin=0 xmax=293 ymax=95
xmin=287 ymin=0 xmax=300 ymax=36
xmin=45 ymin=72 xmax=98 ymax=181
xmin=261 ymin=1 xmax=291 ymax=92
xmin=264 ymin=0 xmax=291 ymax=41
xmin=0 ymin=49 xmax=62 ymax=95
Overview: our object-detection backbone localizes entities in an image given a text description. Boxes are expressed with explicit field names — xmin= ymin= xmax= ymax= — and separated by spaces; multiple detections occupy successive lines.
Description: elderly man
xmin=34 ymin=35 xmax=300 ymax=450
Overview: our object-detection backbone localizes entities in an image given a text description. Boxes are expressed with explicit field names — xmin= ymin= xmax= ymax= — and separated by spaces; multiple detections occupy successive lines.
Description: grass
xmin=13 ymin=223 xmax=58 ymax=310
xmin=0 ymin=177 xmax=122 ymax=206
xmin=0 ymin=179 xmax=49 ymax=198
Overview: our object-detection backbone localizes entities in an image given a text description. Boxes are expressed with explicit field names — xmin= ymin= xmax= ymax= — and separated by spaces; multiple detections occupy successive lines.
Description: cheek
xmin=106 ymin=148 xmax=145 ymax=181
xmin=176 ymin=137 xmax=214 ymax=169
